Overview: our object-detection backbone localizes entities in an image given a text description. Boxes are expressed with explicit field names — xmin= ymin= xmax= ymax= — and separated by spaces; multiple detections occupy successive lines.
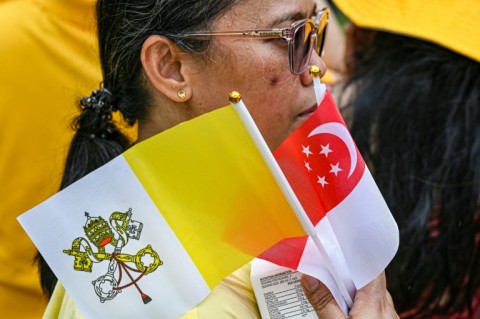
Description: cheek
xmin=269 ymin=75 xmax=280 ymax=86
xmin=239 ymin=42 xmax=292 ymax=85
xmin=240 ymin=64 xmax=297 ymax=147
xmin=212 ymin=43 xmax=300 ymax=148
xmin=249 ymin=99 xmax=293 ymax=150
xmin=260 ymin=63 xmax=292 ymax=87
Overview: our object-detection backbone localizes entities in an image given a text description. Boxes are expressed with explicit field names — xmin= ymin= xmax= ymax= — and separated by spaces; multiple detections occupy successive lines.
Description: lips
xmin=298 ymin=102 xmax=318 ymax=118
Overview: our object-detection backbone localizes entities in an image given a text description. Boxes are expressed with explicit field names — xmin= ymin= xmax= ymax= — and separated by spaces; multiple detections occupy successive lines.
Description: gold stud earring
xmin=177 ymin=89 xmax=186 ymax=100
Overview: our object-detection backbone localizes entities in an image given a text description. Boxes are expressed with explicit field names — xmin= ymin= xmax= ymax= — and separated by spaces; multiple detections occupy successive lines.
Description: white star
xmin=302 ymin=145 xmax=313 ymax=157
xmin=320 ymin=144 xmax=333 ymax=158
xmin=329 ymin=162 xmax=343 ymax=176
xmin=304 ymin=161 xmax=312 ymax=172
xmin=317 ymin=176 xmax=328 ymax=188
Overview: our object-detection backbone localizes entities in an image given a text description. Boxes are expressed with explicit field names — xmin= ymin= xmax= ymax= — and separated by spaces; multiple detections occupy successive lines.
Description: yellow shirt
xmin=43 ymin=263 xmax=260 ymax=318
xmin=0 ymin=0 xmax=100 ymax=317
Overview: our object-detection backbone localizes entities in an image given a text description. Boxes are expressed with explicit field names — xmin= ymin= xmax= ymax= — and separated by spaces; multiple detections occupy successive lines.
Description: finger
xmin=386 ymin=291 xmax=395 ymax=307
xmin=301 ymin=275 xmax=346 ymax=319
xmin=349 ymin=273 xmax=399 ymax=319
xmin=353 ymin=273 xmax=386 ymax=305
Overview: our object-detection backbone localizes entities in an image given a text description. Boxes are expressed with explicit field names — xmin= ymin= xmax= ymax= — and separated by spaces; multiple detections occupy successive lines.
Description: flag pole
xmin=228 ymin=91 xmax=354 ymax=309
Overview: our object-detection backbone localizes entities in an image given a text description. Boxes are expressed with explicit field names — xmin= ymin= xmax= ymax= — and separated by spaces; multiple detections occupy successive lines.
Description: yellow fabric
xmin=0 ymin=1 xmax=100 ymax=317
xmin=123 ymin=105 xmax=304 ymax=289
xmin=182 ymin=263 xmax=260 ymax=319
xmin=332 ymin=0 xmax=480 ymax=63
xmin=43 ymin=282 xmax=86 ymax=319
xmin=43 ymin=264 xmax=260 ymax=319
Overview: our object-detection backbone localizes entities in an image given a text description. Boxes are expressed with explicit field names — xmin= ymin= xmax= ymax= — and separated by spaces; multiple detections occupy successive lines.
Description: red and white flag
xmin=255 ymin=90 xmax=399 ymax=312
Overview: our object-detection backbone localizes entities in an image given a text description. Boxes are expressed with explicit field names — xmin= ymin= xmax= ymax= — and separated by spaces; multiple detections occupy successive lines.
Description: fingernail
xmin=301 ymin=275 xmax=319 ymax=292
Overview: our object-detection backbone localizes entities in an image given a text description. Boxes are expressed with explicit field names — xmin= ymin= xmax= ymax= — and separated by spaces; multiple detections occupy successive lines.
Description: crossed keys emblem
xmin=63 ymin=208 xmax=163 ymax=304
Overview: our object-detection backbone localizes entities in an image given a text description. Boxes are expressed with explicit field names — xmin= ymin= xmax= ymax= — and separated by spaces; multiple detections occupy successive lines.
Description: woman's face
xmin=186 ymin=0 xmax=326 ymax=150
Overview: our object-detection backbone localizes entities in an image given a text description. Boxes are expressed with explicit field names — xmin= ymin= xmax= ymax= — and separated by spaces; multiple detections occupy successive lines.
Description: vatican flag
xmin=18 ymin=104 xmax=305 ymax=318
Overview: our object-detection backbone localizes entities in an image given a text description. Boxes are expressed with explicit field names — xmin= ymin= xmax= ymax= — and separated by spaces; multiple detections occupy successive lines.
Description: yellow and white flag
xmin=18 ymin=104 xmax=305 ymax=318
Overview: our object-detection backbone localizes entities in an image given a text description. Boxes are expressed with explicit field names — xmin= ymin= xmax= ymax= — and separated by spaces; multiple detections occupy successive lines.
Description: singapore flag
xmin=255 ymin=90 xmax=399 ymax=312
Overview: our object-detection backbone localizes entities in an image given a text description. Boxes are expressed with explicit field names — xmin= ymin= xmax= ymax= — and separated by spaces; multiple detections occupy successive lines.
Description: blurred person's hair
xmin=341 ymin=29 xmax=480 ymax=317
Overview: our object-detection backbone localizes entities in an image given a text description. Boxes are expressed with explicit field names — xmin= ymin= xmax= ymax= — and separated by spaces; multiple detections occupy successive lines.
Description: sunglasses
xmin=182 ymin=8 xmax=329 ymax=74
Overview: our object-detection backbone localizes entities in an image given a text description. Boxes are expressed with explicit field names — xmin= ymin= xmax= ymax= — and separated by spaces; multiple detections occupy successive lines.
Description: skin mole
xmin=269 ymin=75 xmax=280 ymax=86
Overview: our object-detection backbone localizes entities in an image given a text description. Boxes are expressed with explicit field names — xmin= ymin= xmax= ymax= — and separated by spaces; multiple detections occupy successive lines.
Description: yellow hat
xmin=332 ymin=0 xmax=480 ymax=62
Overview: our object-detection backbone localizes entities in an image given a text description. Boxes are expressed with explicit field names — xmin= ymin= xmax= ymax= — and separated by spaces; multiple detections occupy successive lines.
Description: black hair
xmin=37 ymin=0 xmax=241 ymax=298
xmin=341 ymin=31 xmax=480 ymax=317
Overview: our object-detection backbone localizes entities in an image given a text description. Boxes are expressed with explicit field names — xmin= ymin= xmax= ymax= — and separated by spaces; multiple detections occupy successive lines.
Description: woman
xmin=332 ymin=0 xmax=480 ymax=317
xmin=37 ymin=0 xmax=397 ymax=317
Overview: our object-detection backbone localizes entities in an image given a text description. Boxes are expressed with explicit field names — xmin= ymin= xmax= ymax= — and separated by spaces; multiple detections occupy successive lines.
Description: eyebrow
xmin=269 ymin=4 xmax=317 ymax=28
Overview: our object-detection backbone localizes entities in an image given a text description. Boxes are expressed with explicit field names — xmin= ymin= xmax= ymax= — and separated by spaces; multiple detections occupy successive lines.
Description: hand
xmin=300 ymin=273 xmax=399 ymax=319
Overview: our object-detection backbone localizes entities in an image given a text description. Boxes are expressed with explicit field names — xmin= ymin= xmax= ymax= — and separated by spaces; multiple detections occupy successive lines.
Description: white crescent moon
xmin=308 ymin=123 xmax=357 ymax=177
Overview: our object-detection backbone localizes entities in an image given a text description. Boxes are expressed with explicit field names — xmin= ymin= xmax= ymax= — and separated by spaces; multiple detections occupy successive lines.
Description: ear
xmin=141 ymin=35 xmax=192 ymax=102
xmin=344 ymin=23 xmax=377 ymax=75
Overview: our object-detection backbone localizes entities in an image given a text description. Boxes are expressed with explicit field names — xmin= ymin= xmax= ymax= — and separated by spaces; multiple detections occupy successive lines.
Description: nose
xmin=300 ymin=52 xmax=327 ymax=86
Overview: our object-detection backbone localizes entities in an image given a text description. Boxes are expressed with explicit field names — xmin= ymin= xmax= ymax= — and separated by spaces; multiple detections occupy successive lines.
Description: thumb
xmin=301 ymin=275 xmax=346 ymax=319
